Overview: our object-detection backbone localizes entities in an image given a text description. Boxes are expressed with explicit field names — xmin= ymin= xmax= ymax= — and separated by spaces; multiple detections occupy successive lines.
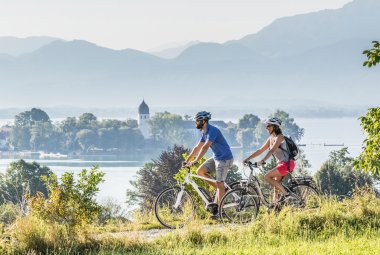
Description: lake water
xmin=296 ymin=117 xmax=364 ymax=171
xmin=0 ymin=117 xmax=365 ymax=209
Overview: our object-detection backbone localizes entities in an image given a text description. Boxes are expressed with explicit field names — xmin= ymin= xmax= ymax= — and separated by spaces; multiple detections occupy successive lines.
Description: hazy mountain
xmin=0 ymin=0 xmax=379 ymax=110
xmin=232 ymin=0 xmax=380 ymax=58
xmin=0 ymin=36 xmax=60 ymax=56
xmin=149 ymin=41 xmax=199 ymax=59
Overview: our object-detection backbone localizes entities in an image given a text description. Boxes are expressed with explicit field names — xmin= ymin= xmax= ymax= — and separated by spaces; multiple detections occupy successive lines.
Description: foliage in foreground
xmin=28 ymin=166 xmax=105 ymax=227
xmin=1 ymin=190 xmax=379 ymax=254
xmin=354 ymin=107 xmax=380 ymax=175
xmin=363 ymin=40 xmax=380 ymax=67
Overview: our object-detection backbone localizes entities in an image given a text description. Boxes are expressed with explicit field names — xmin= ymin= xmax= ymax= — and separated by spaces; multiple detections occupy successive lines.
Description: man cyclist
xmin=185 ymin=111 xmax=234 ymax=217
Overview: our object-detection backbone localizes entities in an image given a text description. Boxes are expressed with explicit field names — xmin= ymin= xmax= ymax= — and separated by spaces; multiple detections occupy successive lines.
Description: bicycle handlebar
xmin=245 ymin=161 xmax=266 ymax=168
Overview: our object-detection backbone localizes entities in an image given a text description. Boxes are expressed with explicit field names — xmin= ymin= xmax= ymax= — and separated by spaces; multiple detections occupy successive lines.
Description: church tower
xmin=138 ymin=100 xmax=151 ymax=138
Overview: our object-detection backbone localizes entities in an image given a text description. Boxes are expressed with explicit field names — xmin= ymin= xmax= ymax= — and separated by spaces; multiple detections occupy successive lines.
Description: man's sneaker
xmin=211 ymin=211 xmax=227 ymax=220
xmin=206 ymin=203 xmax=218 ymax=215
xmin=211 ymin=213 xmax=221 ymax=220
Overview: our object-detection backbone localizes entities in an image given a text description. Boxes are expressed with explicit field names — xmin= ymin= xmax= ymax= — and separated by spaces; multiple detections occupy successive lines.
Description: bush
xmin=126 ymin=145 xmax=190 ymax=211
xmin=99 ymin=198 xmax=128 ymax=224
xmin=0 ymin=203 xmax=20 ymax=226
xmin=27 ymin=166 xmax=105 ymax=227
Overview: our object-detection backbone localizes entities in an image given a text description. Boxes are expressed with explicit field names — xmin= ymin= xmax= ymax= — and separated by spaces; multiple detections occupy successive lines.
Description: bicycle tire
xmin=154 ymin=187 xmax=195 ymax=229
xmin=287 ymin=183 xmax=320 ymax=210
xmin=219 ymin=187 xmax=259 ymax=224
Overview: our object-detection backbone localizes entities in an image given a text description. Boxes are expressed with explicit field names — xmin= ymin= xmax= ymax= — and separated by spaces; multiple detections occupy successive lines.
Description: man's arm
xmin=186 ymin=141 xmax=204 ymax=162
xmin=191 ymin=140 xmax=213 ymax=164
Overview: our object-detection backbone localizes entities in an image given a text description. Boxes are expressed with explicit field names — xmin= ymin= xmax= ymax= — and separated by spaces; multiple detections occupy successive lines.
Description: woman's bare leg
xmin=265 ymin=168 xmax=286 ymax=195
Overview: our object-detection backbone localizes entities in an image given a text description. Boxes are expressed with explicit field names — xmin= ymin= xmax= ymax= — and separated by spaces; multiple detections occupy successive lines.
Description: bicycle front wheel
xmin=219 ymin=187 xmax=259 ymax=224
xmin=154 ymin=187 xmax=195 ymax=229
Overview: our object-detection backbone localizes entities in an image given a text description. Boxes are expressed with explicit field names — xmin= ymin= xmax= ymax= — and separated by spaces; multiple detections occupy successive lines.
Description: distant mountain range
xmin=149 ymin=41 xmax=200 ymax=59
xmin=0 ymin=36 xmax=59 ymax=56
xmin=0 ymin=0 xmax=379 ymax=111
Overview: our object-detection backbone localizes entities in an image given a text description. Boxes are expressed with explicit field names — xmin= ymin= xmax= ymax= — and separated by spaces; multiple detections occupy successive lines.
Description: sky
xmin=0 ymin=0 xmax=352 ymax=51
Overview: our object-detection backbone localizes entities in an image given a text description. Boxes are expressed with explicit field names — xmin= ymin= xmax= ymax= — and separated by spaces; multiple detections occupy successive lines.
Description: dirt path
xmin=98 ymin=224 xmax=226 ymax=241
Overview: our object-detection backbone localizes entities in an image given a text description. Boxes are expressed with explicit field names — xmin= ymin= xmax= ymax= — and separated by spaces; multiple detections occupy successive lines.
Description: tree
xmin=0 ymin=160 xmax=53 ymax=207
xmin=58 ymin=117 xmax=79 ymax=152
xmin=11 ymin=108 xmax=51 ymax=150
xmin=236 ymin=128 xmax=255 ymax=149
xmin=76 ymin=129 xmax=98 ymax=152
xmin=14 ymin=108 xmax=50 ymax=127
xmin=126 ymin=145 xmax=189 ymax=210
xmin=9 ymin=126 xmax=31 ymax=150
xmin=149 ymin=111 xmax=189 ymax=147
xmin=222 ymin=126 xmax=239 ymax=147
xmin=354 ymin=108 xmax=380 ymax=175
xmin=363 ymin=41 xmax=380 ymax=67
xmin=315 ymin=148 xmax=373 ymax=196
xmin=117 ymin=128 xmax=144 ymax=151
xmin=99 ymin=119 xmax=127 ymax=129
xmin=98 ymin=127 xmax=119 ymax=150
xmin=125 ymin=119 xmax=138 ymax=128
xmin=78 ymin=113 xmax=97 ymax=130
xmin=30 ymin=122 xmax=62 ymax=152
xmin=238 ymin=114 xmax=260 ymax=129
xmin=254 ymin=122 xmax=268 ymax=147
xmin=270 ymin=110 xmax=304 ymax=142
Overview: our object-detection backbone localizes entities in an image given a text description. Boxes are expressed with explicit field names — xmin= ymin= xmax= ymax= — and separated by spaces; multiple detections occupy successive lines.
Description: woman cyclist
xmin=243 ymin=117 xmax=295 ymax=203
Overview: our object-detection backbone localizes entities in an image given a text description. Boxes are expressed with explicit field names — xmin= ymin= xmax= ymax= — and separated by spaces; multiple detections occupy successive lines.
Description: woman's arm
xmin=243 ymin=138 xmax=270 ymax=162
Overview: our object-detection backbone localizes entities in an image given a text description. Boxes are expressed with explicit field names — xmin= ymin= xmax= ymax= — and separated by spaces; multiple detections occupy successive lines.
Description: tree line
xmin=6 ymin=108 xmax=303 ymax=155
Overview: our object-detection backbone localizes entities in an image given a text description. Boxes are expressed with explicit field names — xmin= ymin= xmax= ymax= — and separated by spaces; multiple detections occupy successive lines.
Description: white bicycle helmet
xmin=194 ymin=111 xmax=211 ymax=121
xmin=264 ymin=117 xmax=282 ymax=127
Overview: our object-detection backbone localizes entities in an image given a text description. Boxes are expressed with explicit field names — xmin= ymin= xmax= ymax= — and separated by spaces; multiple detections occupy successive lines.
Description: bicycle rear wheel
xmin=219 ymin=187 xmax=259 ymax=224
xmin=154 ymin=187 xmax=195 ymax=229
xmin=288 ymin=184 xmax=320 ymax=211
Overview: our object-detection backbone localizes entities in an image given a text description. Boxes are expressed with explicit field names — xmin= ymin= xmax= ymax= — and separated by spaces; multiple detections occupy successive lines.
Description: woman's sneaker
xmin=277 ymin=192 xmax=296 ymax=204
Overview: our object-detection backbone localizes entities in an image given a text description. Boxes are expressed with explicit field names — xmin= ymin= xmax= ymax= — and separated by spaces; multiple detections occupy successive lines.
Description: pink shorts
xmin=277 ymin=160 xmax=295 ymax=176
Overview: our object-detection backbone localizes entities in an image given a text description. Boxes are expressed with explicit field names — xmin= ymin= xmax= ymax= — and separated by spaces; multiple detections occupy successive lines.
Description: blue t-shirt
xmin=200 ymin=124 xmax=233 ymax=161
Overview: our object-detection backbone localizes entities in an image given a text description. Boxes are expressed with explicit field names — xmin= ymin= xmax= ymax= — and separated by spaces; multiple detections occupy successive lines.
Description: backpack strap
xmin=279 ymin=137 xmax=291 ymax=171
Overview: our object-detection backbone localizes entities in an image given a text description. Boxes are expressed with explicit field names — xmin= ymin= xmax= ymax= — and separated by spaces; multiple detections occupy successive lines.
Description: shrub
xmin=27 ymin=166 xmax=105 ymax=227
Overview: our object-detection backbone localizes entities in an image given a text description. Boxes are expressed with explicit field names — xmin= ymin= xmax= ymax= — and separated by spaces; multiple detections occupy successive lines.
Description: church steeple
xmin=138 ymin=100 xmax=149 ymax=115
xmin=137 ymin=100 xmax=151 ymax=138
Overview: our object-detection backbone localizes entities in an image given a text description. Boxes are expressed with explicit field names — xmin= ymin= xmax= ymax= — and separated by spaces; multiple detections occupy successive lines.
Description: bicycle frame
xmin=241 ymin=163 xmax=276 ymax=208
xmin=174 ymin=170 xmax=232 ymax=209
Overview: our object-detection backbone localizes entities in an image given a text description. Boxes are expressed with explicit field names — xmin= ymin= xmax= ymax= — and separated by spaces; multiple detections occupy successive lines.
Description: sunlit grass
xmin=0 ymin=191 xmax=379 ymax=254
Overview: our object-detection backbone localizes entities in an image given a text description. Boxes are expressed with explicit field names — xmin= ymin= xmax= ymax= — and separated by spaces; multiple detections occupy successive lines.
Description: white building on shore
xmin=138 ymin=100 xmax=151 ymax=139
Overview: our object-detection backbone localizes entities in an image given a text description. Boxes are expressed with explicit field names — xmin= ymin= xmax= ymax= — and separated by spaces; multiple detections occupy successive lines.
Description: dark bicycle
xmin=219 ymin=161 xmax=320 ymax=224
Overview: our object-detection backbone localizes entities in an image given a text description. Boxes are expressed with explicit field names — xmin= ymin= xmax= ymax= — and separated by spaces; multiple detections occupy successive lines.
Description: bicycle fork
xmin=173 ymin=186 xmax=185 ymax=210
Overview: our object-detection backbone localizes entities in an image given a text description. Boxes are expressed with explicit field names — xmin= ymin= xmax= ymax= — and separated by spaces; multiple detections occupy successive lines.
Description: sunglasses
xmin=266 ymin=125 xmax=272 ymax=129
